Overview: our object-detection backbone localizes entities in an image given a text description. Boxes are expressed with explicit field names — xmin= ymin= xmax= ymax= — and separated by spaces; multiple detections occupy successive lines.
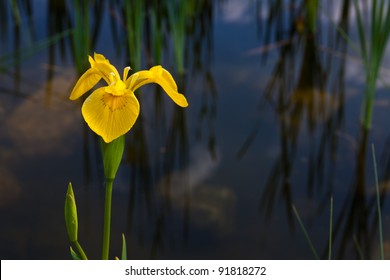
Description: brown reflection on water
xmin=4 ymin=68 xmax=79 ymax=156
xmin=0 ymin=168 xmax=21 ymax=208
xmin=156 ymin=146 xmax=235 ymax=233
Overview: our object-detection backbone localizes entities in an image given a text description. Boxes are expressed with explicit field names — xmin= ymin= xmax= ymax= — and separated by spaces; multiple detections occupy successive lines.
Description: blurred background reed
xmin=0 ymin=0 xmax=389 ymax=259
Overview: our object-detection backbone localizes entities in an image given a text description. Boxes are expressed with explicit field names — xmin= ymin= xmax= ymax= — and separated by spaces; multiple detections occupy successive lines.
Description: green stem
xmin=102 ymin=179 xmax=114 ymax=260
xmin=328 ymin=195 xmax=333 ymax=260
xmin=353 ymin=235 xmax=365 ymax=259
xmin=73 ymin=240 xmax=88 ymax=260
xmin=292 ymin=204 xmax=319 ymax=260
xmin=371 ymin=144 xmax=384 ymax=259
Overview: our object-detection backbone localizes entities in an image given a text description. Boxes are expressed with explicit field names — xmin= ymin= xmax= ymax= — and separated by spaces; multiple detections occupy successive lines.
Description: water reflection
xmin=245 ymin=4 xmax=348 ymax=218
xmin=5 ymin=69 xmax=77 ymax=156
xmin=261 ymin=32 xmax=338 ymax=227
xmin=155 ymin=146 xmax=233 ymax=229
xmin=331 ymin=128 xmax=390 ymax=259
xmin=0 ymin=0 xmax=389 ymax=259
xmin=0 ymin=168 xmax=21 ymax=208
xmin=238 ymin=0 xmax=390 ymax=258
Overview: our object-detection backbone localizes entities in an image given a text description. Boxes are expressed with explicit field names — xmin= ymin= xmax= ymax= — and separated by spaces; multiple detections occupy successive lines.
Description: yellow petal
xmin=123 ymin=66 xmax=131 ymax=81
xmin=90 ymin=53 xmax=121 ymax=84
xmin=127 ymin=66 xmax=188 ymax=107
xmin=93 ymin=52 xmax=109 ymax=63
xmin=69 ymin=68 xmax=102 ymax=100
xmin=81 ymin=87 xmax=140 ymax=143
xmin=151 ymin=65 xmax=178 ymax=91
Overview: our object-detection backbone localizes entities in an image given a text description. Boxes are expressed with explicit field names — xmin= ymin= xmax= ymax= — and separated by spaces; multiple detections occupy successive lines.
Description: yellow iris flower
xmin=70 ymin=53 xmax=188 ymax=143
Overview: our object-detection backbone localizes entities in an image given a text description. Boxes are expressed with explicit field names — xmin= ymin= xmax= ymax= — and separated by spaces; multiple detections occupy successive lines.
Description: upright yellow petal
xmin=90 ymin=53 xmax=121 ymax=84
xmin=81 ymin=87 xmax=140 ymax=143
xmin=127 ymin=66 xmax=188 ymax=107
xmin=93 ymin=53 xmax=109 ymax=63
xmin=70 ymin=68 xmax=102 ymax=100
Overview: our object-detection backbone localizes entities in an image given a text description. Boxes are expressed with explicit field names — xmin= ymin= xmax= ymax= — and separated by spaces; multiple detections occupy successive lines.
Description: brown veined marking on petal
xmin=101 ymin=93 xmax=128 ymax=113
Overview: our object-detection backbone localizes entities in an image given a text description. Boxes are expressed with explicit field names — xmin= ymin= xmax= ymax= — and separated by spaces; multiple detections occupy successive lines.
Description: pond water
xmin=1 ymin=0 xmax=390 ymax=260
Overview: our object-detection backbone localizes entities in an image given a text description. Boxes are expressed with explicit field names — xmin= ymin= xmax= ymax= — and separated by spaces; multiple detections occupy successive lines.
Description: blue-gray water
xmin=0 ymin=0 xmax=389 ymax=259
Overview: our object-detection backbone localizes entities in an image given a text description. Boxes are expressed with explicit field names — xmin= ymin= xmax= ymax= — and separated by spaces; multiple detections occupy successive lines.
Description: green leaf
xmin=121 ymin=234 xmax=127 ymax=260
xmin=64 ymin=182 xmax=78 ymax=242
xmin=100 ymin=135 xmax=125 ymax=181
xmin=70 ymin=246 xmax=81 ymax=260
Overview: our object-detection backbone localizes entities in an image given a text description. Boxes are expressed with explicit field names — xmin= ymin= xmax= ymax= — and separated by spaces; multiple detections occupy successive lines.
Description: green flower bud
xmin=64 ymin=182 xmax=78 ymax=242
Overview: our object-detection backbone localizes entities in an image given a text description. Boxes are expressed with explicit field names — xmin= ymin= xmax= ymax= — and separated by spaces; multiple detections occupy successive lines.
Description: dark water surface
xmin=1 ymin=0 xmax=390 ymax=259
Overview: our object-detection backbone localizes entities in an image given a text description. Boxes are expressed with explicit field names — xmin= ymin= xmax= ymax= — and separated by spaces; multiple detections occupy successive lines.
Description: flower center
xmin=101 ymin=93 xmax=129 ymax=113
xmin=105 ymin=79 xmax=126 ymax=96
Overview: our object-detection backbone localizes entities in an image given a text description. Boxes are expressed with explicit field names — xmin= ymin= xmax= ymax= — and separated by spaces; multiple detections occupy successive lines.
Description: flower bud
xmin=64 ymin=182 xmax=78 ymax=242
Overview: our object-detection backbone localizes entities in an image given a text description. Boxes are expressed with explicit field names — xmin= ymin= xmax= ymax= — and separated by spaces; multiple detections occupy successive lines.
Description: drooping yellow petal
xmin=81 ymin=87 xmax=140 ymax=143
xmin=151 ymin=65 xmax=178 ymax=91
xmin=69 ymin=68 xmax=102 ymax=100
xmin=126 ymin=66 xmax=188 ymax=107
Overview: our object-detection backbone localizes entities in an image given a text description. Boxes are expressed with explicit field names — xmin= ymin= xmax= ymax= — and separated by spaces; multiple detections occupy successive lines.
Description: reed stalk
xmin=292 ymin=204 xmax=320 ymax=259
xmin=125 ymin=0 xmax=143 ymax=70
xmin=167 ymin=0 xmax=187 ymax=74
xmin=73 ymin=0 xmax=90 ymax=73
xmin=371 ymin=144 xmax=384 ymax=259
xmin=354 ymin=0 xmax=390 ymax=129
